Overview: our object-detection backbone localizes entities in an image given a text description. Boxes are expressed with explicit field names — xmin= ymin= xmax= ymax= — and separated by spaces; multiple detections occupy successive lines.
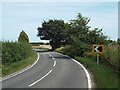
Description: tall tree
xmin=18 ymin=30 xmax=29 ymax=43
xmin=63 ymin=13 xmax=91 ymax=55
xmin=64 ymin=13 xmax=107 ymax=56
xmin=37 ymin=19 xmax=66 ymax=50
xmin=86 ymin=28 xmax=107 ymax=44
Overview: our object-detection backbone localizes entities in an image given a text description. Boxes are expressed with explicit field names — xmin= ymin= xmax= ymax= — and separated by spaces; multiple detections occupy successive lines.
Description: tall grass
xmin=84 ymin=42 xmax=119 ymax=73
xmin=101 ymin=43 xmax=119 ymax=72
xmin=75 ymin=56 xmax=119 ymax=88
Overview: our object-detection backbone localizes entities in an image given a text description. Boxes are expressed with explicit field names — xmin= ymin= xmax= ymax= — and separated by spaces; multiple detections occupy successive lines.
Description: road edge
xmin=55 ymin=52 xmax=92 ymax=89
xmin=2 ymin=53 xmax=40 ymax=81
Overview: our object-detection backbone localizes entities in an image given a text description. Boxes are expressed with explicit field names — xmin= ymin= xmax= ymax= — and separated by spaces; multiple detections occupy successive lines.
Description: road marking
xmin=72 ymin=59 xmax=91 ymax=89
xmin=56 ymin=52 xmax=91 ymax=89
xmin=53 ymin=61 xmax=56 ymax=67
xmin=47 ymin=53 xmax=55 ymax=59
xmin=28 ymin=70 xmax=52 ymax=87
xmin=2 ymin=53 xmax=40 ymax=81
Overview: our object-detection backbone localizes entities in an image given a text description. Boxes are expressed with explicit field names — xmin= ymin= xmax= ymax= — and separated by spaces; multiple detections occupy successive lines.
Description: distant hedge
xmin=2 ymin=42 xmax=34 ymax=65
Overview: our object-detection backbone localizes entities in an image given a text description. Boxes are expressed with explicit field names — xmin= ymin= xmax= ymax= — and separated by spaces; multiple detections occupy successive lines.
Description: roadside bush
xmin=57 ymin=45 xmax=76 ymax=58
xmin=83 ymin=43 xmax=119 ymax=72
xmin=2 ymin=41 xmax=34 ymax=65
xmin=101 ymin=43 xmax=119 ymax=72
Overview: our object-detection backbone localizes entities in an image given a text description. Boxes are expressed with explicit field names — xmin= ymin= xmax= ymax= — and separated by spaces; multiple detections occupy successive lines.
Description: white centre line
xmin=47 ymin=53 xmax=55 ymax=59
xmin=53 ymin=61 xmax=56 ymax=67
xmin=28 ymin=70 xmax=52 ymax=87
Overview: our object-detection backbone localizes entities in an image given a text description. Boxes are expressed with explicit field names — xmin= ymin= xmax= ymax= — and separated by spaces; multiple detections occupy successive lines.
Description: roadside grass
xmin=55 ymin=49 xmax=119 ymax=88
xmin=2 ymin=51 xmax=37 ymax=77
xmin=75 ymin=56 xmax=119 ymax=88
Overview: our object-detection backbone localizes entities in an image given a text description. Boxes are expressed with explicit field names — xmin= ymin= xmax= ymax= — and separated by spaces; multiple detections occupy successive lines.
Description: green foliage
xmin=87 ymin=28 xmax=108 ymax=44
xmin=37 ymin=20 xmax=67 ymax=50
xmin=101 ymin=43 xmax=119 ymax=72
xmin=2 ymin=51 xmax=37 ymax=76
xmin=64 ymin=13 xmax=107 ymax=56
xmin=18 ymin=30 xmax=29 ymax=43
xmin=37 ymin=13 xmax=107 ymax=53
xmin=75 ymin=56 xmax=119 ymax=88
xmin=2 ymin=41 xmax=34 ymax=65
xmin=84 ymin=42 xmax=119 ymax=73
xmin=56 ymin=46 xmax=76 ymax=58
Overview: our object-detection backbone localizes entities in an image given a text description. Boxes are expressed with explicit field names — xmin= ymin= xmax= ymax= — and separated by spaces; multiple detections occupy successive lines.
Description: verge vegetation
xmin=2 ymin=42 xmax=37 ymax=77
xmin=2 ymin=31 xmax=38 ymax=77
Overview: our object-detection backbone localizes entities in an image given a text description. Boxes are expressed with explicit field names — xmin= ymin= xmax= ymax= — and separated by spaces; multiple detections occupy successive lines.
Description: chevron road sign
xmin=92 ymin=45 xmax=104 ymax=53
xmin=92 ymin=45 xmax=104 ymax=65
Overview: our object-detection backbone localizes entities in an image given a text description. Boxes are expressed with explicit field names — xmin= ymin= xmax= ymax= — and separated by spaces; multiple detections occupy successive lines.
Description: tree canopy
xmin=18 ymin=30 xmax=29 ymax=43
xmin=37 ymin=20 xmax=67 ymax=50
xmin=37 ymin=13 xmax=108 ymax=54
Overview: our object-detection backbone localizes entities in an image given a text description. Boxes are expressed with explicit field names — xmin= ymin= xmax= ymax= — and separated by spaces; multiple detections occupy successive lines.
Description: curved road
xmin=2 ymin=49 xmax=89 ymax=88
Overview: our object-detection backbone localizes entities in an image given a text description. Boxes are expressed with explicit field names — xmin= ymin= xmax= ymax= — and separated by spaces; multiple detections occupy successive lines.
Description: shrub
xmin=2 ymin=41 xmax=34 ymax=65
xmin=18 ymin=30 xmax=29 ymax=43
xmin=101 ymin=43 xmax=119 ymax=72
xmin=58 ymin=45 xmax=76 ymax=58
xmin=84 ymin=43 xmax=119 ymax=72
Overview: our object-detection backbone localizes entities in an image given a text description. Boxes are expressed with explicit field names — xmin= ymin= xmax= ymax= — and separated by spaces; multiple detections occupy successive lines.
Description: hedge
xmin=2 ymin=42 xmax=34 ymax=65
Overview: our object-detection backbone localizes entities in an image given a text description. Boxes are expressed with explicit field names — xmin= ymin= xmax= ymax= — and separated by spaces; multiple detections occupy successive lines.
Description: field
xmin=32 ymin=45 xmax=52 ymax=49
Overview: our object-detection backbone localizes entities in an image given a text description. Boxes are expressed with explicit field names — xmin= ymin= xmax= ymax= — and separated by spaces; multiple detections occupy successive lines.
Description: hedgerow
xmin=2 ymin=41 xmax=34 ymax=65
xmin=83 ymin=42 xmax=119 ymax=73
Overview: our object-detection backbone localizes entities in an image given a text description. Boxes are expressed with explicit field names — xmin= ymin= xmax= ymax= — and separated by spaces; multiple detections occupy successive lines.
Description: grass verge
xmin=75 ymin=56 xmax=119 ymax=88
xmin=2 ymin=51 xmax=37 ymax=77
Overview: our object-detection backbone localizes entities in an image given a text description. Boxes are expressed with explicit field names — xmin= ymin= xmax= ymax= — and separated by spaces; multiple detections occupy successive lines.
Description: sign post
xmin=92 ymin=45 xmax=104 ymax=65
xmin=97 ymin=53 xmax=99 ymax=65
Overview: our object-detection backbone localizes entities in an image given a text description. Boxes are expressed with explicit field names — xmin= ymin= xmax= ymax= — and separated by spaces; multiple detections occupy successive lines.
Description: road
xmin=2 ymin=49 xmax=90 ymax=88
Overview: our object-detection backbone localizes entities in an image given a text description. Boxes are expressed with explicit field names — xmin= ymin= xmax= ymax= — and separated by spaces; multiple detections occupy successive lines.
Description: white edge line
xmin=72 ymin=59 xmax=91 ymax=89
xmin=2 ymin=53 xmax=40 ymax=81
xmin=28 ymin=70 xmax=52 ymax=87
xmin=53 ymin=61 xmax=56 ymax=67
xmin=56 ymin=52 xmax=91 ymax=89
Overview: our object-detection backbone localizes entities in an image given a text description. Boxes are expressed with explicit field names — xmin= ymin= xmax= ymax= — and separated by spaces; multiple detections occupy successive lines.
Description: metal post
xmin=97 ymin=53 xmax=99 ymax=65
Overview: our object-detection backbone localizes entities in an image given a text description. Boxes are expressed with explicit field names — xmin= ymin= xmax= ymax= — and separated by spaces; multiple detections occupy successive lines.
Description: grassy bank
xmin=75 ymin=56 xmax=119 ymax=88
xmin=2 ymin=51 xmax=37 ymax=77
xmin=55 ymin=49 xmax=119 ymax=88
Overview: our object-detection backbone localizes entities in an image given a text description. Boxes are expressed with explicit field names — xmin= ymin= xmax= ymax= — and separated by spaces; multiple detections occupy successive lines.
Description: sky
xmin=0 ymin=1 xmax=118 ymax=42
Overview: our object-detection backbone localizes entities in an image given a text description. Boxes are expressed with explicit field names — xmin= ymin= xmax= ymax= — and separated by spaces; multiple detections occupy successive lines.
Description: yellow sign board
xmin=92 ymin=45 xmax=104 ymax=53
